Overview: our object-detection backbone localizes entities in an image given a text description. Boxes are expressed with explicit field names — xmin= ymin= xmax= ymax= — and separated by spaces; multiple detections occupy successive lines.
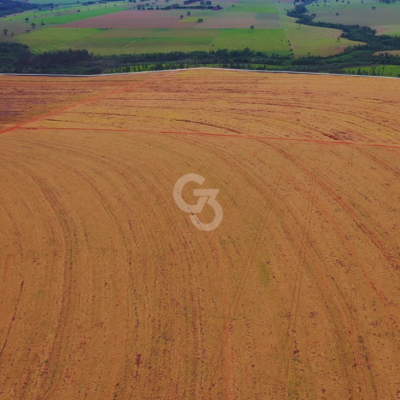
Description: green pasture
xmin=344 ymin=65 xmax=400 ymax=76
xmin=286 ymin=23 xmax=364 ymax=57
xmin=13 ymin=27 xmax=291 ymax=55
xmin=226 ymin=0 xmax=277 ymax=13
xmin=13 ymin=27 xmax=105 ymax=52
xmin=227 ymin=3 xmax=277 ymax=13
xmin=14 ymin=28 xmax=219 ymax=54
xmin=212 ymin=28 xmax=290 ymax=54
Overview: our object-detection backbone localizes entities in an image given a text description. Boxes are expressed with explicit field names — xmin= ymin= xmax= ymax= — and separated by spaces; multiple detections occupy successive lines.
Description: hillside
xmin=0 ymin=70 xmax=400 ymax=399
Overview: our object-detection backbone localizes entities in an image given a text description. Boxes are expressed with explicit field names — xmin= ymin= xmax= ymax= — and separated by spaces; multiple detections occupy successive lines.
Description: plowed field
xmin=0 ymin=70 xmax=400 ymax=400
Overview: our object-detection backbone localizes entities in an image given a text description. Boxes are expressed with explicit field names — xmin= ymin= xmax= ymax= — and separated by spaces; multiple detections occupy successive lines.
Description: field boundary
xmin=0 ymin=67 xmax=399 ymax=79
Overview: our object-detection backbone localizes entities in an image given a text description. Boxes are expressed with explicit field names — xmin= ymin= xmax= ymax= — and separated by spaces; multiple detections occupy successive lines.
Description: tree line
xmin=1 ymin=42 xmax=400 ymax=75
xmin=0 ymin=0 xmax=38 ymax=17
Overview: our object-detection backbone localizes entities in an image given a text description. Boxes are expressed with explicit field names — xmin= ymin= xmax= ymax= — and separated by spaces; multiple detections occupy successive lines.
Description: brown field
xmin=62 ymin=10 xmax=197 ymax=29
xmin=1 ymin=70 xmax=400 ymax=399
xmin=197 ymin=12 xmax=282 ymax=29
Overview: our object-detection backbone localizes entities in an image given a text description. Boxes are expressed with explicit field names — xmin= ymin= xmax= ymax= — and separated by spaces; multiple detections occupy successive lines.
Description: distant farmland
xmin=0 ymin=0 xmax=374 ymax=56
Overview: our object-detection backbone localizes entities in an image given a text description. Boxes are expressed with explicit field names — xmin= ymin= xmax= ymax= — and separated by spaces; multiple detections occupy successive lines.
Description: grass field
xmin=344 ymin=64 xmax=400 ymax=76
xmin=212 ymin=28 xmax=289 ymax=53
xmin=226 ymin=3 xmax=277 ymax=13
xmin=226 ymin=0 xmax=277 ymax=13
xmin=13 ymin=26 xmax=291 ymax=55
xmin=14 ymin=27 xmax=219 ymax=53
xmin=1 ymin=70 xmax=400 ymax=399
xmin=13 ymin=27 xmax=106 ymax=53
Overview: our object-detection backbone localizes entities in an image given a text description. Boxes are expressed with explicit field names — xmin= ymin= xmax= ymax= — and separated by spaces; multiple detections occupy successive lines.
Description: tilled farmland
xmin=0 ymin=70 xmax=399 ymax=399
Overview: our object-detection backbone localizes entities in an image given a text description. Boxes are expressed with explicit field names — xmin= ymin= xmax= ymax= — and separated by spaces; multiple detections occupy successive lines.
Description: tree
xmin=250 ymin=25 xmax=254 ymax=30
xmin=187 ymin=11 xmax=190 ymax=16
xmin=31 ymin=23 xmax=36 ymax=29
xmin=25 ymin=17 xmax=29 ymax=23
xmin=3 ymin=29 xmax=8 ymax=36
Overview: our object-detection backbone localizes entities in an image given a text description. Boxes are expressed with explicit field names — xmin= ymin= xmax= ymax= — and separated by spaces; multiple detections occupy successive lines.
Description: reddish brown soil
xmin=0 ymin=70 xmax=400 ymax=399
xmin=62 ymin=10 xmax=197 ymax=29
xmin=197 ymin=13 xmax=282 ymax=29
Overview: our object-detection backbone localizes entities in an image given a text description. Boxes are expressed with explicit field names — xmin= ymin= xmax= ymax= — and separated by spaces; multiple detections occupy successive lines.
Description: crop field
xmin=61 ymin=9 xmax=200 ymax=29
xmin=0 ymin=70 xmax=400 ymax=399
xmin=195 ymin=12 xmax=282 ymax=29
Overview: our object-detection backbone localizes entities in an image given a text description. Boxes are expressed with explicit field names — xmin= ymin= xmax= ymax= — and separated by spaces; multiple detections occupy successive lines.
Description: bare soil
xmin=0 ymin=70 xmax=400 ymax=399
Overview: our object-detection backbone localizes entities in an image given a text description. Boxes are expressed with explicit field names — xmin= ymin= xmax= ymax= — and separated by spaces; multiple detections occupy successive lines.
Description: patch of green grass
xmin=14 ymin=27 xmax=106 ymax=52
xmin=227 ymin=4 xmax=277 ymax=13
xmin=212 ymin=28 xmax=290 ymax=54
xmin=15 ymin=28 xmax=220 ymax=54
xmin=227 ymin=0 xmax=277 ymax=13
xmin=179 ymin=16 xmax=208 ymax=22
xmin=258 ymin=260 xmax=272 ymax=287
xmin=344 ymin=65 xmax=400 ymax=76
